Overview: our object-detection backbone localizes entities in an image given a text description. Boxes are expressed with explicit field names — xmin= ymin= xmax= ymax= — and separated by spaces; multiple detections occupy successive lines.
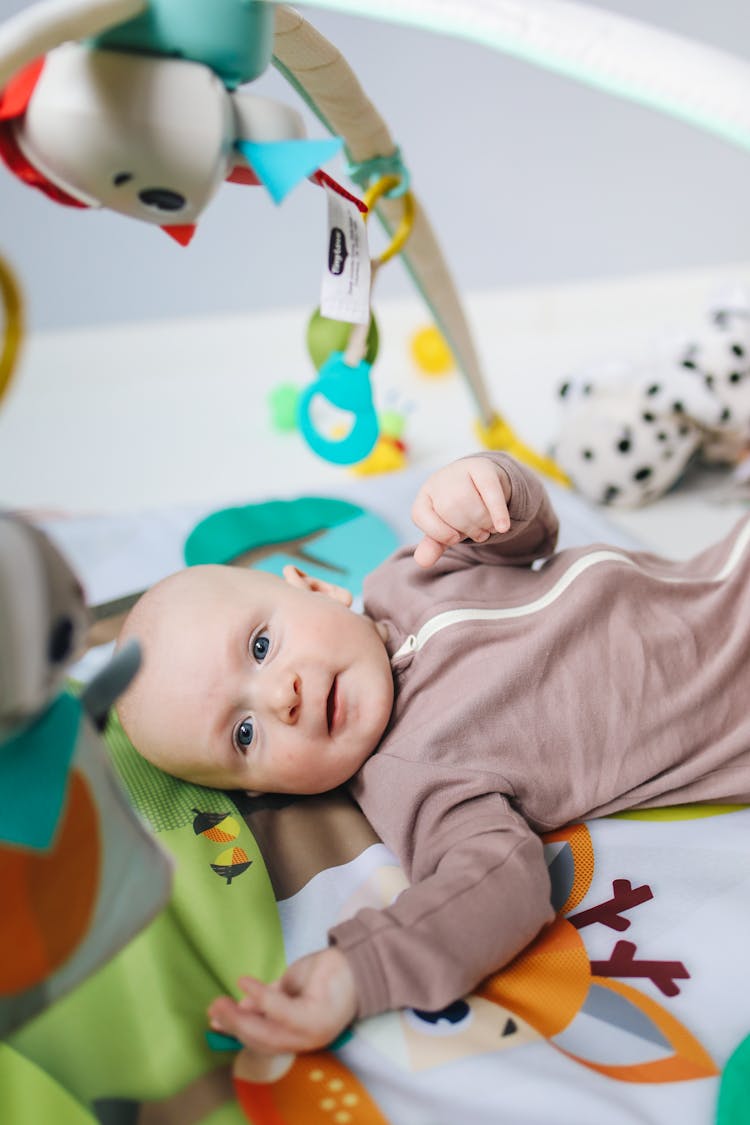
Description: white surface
xmin=2 ymin=262 xmax=750 ymax=558
xmin=0 ymin=0 xmax=749 ymax=331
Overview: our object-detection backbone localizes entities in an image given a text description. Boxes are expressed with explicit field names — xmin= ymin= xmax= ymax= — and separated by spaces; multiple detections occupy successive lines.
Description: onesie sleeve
xmin=328 ymin=762 xmax=555 ymax=1018
xmin=442 ymin=452 xmax=559 ymax=567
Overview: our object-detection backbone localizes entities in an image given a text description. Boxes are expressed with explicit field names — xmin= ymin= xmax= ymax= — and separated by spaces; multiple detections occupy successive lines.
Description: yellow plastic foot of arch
xmin=474 ymin=413 xmax=570 ymax=488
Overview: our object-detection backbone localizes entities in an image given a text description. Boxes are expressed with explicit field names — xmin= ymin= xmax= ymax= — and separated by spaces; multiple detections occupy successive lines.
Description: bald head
xmin=115 ymin=565 xmax=273 ymax=775
xmin=116 ymin=569 xmax=198 ymax=770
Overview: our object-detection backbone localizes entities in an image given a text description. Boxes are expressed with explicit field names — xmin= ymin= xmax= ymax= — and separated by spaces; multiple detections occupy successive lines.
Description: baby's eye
xmin=252 ymin=632 xmax=270 ymax=662
xmin=235 ymin=718 xmax=254 ymax=752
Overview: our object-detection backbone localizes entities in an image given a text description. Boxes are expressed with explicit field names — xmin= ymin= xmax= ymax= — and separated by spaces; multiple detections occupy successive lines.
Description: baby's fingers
xmin=210 ymin=985 xmax=322 ymax=1054
xmin=411 ymin=494 xmax=461 ymax=568
xmin=411 ymin=493 xmax=461 ymax=546
xmin=469 ymin=461 xmax=510 ymax=532
xmin=209 ymin=996 xmax=304 ymax=1054
xmin=413 ymin=535 xmax=446 ymax=568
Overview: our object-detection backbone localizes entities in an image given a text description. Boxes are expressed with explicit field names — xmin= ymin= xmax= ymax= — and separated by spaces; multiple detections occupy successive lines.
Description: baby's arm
xmin=207 ymin=794 xmax=553 ymax=1052
xmin=412 ymin=452 xmax=558 ymax=568
xmin=328 ymin=791 xmax=554 ymax=1018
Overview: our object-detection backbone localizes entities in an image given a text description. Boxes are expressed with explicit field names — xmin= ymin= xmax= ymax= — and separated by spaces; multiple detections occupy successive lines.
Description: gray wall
xmin=1 ymin=0 xmax=749 ymax=332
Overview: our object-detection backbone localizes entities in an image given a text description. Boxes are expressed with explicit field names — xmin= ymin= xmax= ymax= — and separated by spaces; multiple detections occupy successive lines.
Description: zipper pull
xmin=393 ymin=634 xmax=417 ymax=661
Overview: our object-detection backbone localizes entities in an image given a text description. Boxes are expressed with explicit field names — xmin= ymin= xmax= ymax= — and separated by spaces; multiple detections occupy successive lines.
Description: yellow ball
xmin=410 ymin=325 xmax=454 ymax=375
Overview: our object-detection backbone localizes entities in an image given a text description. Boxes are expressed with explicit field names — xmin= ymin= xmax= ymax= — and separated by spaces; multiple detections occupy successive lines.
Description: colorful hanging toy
xmin=0 ymin=511 xmax=172 ymax=1040
xmin=297 ymin=173 xmax=414 ymax=465
xmin=0 ymin=0 xmax=344 ymax=241
xmin=0 ymin=0 xmax=563 ymax=478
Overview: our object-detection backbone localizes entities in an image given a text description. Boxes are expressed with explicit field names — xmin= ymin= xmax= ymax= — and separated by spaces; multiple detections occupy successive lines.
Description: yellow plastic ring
xmin=363 ymin=175 xmax=415 ymax=265
xmin=0 ymin=255 xmax=23 ymax=408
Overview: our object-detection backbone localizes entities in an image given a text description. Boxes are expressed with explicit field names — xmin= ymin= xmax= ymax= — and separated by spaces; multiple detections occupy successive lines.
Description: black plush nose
xmin=138 ymin=188 xmax=186 ymax=212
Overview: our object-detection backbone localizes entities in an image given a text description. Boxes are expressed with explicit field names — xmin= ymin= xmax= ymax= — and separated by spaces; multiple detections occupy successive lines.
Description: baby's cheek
xmin=283 ymin=741 xmax=327 ymax=793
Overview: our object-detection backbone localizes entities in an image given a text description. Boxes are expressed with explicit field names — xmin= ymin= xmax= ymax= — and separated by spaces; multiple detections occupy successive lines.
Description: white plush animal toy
xmin=553 ymin=291 xmax=750 ymax=507
xmin=0 ymin=0 xmax=341 ymax=243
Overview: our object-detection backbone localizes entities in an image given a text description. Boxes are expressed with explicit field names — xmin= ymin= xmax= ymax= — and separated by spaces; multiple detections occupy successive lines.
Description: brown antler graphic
xmin=569 ymin=879 xmax=653 ymax=931
xmin=590 ymin=940 xmax=690 ymax=997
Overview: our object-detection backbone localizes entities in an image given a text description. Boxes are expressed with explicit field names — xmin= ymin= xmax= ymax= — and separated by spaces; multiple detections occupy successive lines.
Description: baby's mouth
xmin=326 ymin=676 xmax=338 ymax=734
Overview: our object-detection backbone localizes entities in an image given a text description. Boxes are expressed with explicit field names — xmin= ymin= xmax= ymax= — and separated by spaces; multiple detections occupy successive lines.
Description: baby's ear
xmin=282 ymin=564 xmax=353 ymax=607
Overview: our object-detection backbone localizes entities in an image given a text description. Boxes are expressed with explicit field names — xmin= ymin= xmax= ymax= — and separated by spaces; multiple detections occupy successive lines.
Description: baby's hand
xmin=208 ymin=946 xmax=357 ymax=1055
xmin=411 ymin=457 xmax=511 ymax=567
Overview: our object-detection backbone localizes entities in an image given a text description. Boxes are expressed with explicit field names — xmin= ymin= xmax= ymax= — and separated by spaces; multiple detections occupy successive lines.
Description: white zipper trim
xmin=391 ymin=520 xmax=750 ymax=662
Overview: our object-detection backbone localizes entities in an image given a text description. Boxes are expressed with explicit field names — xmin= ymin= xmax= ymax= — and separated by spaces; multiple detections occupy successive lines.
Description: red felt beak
xmin=162 ymin=224 xmax=197 ymax=246
xmin=226 ymin=166 xmax=261 ymax=186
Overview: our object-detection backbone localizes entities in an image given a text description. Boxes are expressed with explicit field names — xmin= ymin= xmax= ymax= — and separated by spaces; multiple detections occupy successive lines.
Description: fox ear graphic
xmin=552 ymin=976 xmax=718 ymax=1083
xmin=543 ymin=823 xmax=595 ymax=914
xmin=479 ymin=918 xmax=591 ymax=1040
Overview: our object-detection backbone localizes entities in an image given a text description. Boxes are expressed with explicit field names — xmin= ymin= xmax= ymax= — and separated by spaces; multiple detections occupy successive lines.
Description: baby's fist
xmin=411 ymin=456 xmax=511 ymax=567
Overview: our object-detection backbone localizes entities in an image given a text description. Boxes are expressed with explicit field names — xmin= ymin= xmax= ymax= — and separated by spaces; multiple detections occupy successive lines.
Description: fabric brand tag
xmin=320 ymin=182 xmax=371 ymax=325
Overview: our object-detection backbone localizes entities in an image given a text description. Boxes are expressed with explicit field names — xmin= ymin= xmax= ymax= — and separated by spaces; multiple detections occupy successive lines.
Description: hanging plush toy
xmin=553 ymin=290 xmax=750 ymax=507
xmin=0 ymin=513 xmax=172 ymax=1038
xmin=0 ymin=0 xmax=342 ymax=243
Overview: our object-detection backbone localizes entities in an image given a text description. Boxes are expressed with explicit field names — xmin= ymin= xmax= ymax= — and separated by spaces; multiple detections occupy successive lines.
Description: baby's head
xmin=117 ymin=563 xmax=394 ymax=795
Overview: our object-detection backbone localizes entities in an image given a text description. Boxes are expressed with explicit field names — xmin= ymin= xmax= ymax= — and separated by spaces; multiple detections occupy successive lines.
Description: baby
xmin=117 ymin=451 xmax=750 ymax=1056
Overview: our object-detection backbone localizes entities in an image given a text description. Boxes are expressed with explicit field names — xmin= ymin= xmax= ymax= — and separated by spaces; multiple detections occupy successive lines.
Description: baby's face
xmin=120 ymin=564 xmax=394 ymax=794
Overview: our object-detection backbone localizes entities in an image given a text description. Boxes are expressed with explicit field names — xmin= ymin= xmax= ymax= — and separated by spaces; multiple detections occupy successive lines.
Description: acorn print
xmin=192 ymin=808 xmax=241 ymax=843
xmin=210 ymin=847 xmax=252 ymax=885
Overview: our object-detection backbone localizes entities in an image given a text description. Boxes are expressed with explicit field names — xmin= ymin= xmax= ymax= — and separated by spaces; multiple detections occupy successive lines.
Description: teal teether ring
xmin=297 ymin=351 xmax=379 ymax=465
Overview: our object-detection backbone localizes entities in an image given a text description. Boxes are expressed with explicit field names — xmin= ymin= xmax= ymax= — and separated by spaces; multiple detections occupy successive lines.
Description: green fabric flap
xmin=0 ymin=1045 xmax=97 ymax=1125
xmin=8 ymin=713 xmax=285 ymax=1119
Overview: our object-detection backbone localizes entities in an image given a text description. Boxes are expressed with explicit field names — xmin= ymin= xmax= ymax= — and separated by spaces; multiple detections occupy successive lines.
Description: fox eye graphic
xmin=406 ymin=999 xmax=472 ymax=1036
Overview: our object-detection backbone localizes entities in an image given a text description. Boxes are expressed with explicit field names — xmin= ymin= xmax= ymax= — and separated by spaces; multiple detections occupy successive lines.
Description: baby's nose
xmin=271 ymin=671 xmax=301 ymax=723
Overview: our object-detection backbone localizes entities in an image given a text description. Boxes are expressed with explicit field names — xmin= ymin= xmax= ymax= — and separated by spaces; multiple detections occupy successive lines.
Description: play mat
xmin=2 ymin=467 xmax=749 ymax=1124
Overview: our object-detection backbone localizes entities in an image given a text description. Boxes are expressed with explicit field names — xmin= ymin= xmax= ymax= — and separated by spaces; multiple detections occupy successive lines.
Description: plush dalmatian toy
xmin=553 ymin=290 xmax=750 ymax=507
